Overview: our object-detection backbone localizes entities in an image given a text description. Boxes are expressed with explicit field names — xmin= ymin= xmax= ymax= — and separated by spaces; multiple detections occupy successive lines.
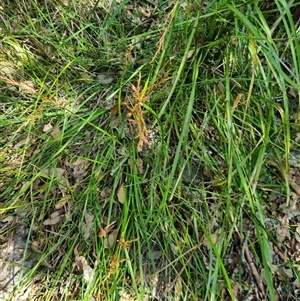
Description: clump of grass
xmin=0 ymin=0 xmax=300 ymax=300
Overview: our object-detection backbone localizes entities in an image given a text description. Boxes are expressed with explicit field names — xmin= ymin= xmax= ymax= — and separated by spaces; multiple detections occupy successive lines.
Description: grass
xmin=0 ymin=0 xmax=300 ymax=300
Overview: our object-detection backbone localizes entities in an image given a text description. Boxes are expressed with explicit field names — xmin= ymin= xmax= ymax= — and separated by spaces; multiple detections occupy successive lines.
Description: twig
xmin=241 ymin=232 xmax=264 ymax=299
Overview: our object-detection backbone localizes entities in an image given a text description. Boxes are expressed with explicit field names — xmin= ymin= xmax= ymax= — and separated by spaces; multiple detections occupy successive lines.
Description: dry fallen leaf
xmin=98 ymin=228 xmax=107 ymax=238
xmin=97 ymin=74 xmax=114 ymax=84
xmin=55 ymin=195 xmax=71 ymax=209
xmin=128 ymin=157 xmax=144 ymax=174
xmin=203 ymin=230 xmax=220 ymax=248
xmin=74 ymin=243 xmax=83 ymax=273
xmin=187 ymin=49 xmax=195 ymax=58
xmin=289 ymin=87 xmax=298 ymax=98
xmin=295 ymin=225 xmax=300 ymax=243
xmin=1 ymin=216 xmax=14 ymax=223
xmin=41 ymin=167 xmax=65 ymax=179
xmin=104 ymin=229 xmax=118 ymax=248
xmin=73 ymin=249 xmax=95 ymax=282
xmin=277 ymin=214 xmax=290 ymax=242
xmin=40 ymin=167 xmax=70 ymax=189
xmin=82 ymin=212 xmax=94 ymax=240
xmin=117 ymin=183 xmax=126 ymax=204
xmin=43 ymin=123 xmax=53 ymax=132
xmin=43 ymin=211 xmax=64 ymax=225
xmin=137 ymin=157 xmax=144 ymax=174
xmin=110 ymin=103 xmax=119 ymax=116
xmin=73 ymin=159 xmax=89 ymax=180
xmin=100 ymin=187 xmax=112 ymax=199
xmin=83 ymin=260 xmax=95 ymax=282
xmin=98 ymin=221 xmax=116 ymax=238
xmin=51 ymin=125 xmax=61 ymax=139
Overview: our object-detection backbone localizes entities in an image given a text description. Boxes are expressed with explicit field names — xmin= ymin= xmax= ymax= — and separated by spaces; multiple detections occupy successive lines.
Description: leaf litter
xmin=1 ymin=1 xmax=300 ymax=300
xmin=73 ymin=244 xmax=95 ymax=283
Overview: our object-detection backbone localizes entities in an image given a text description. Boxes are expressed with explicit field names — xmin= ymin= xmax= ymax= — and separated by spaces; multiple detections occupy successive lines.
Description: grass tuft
xmin=1 ymin=0 xmax=300 ymax=300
